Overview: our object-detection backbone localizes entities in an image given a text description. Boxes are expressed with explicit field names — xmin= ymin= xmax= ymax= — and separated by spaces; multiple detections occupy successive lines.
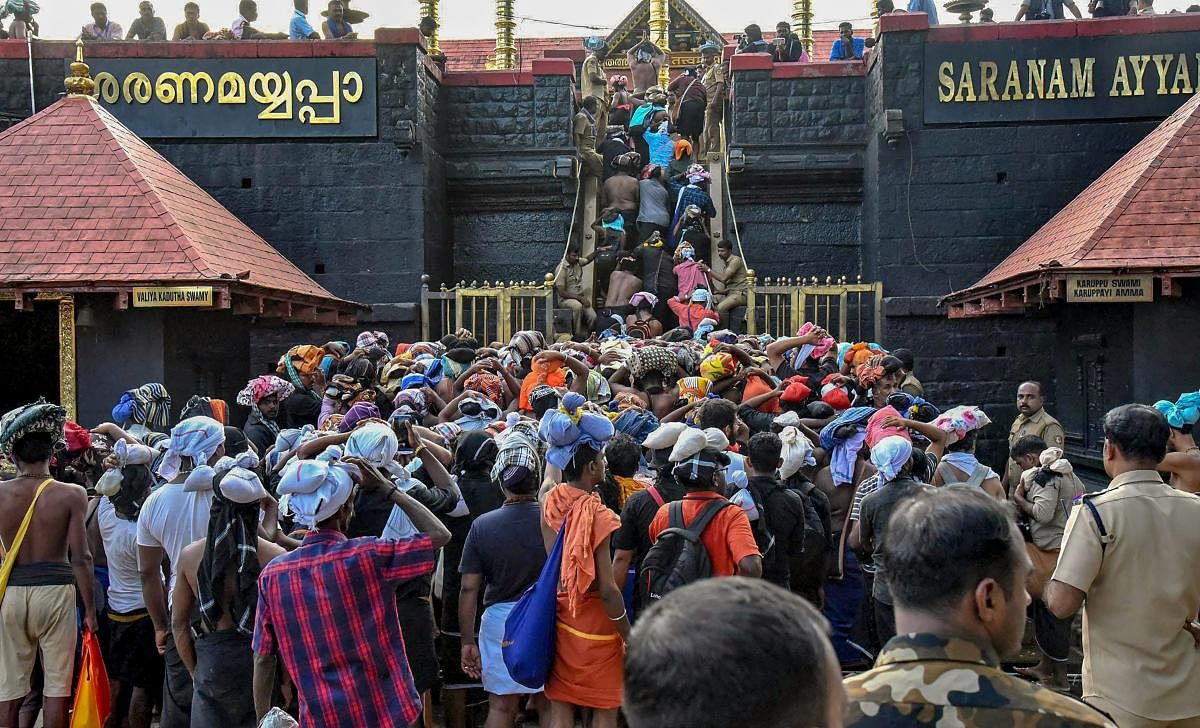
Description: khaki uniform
xmin=1053 ymin=471 xmax=1200 ymax=726
xmin=1005 ymin=408 xmax=1064 ymax=492
xmin=555 ymin=258 xmax=595 ymax=336
xmin=844 ymin=633 xmax=1114 ymax=728
xmin=698 ymin=61 xmax=727 ymax=157
xmin=573 ymin=110 xmax=603 ymax=177
xmin=900 ymin=373 xmax=924 ymax=397
xmin=714 ymin=254 xmax=748 ymax=319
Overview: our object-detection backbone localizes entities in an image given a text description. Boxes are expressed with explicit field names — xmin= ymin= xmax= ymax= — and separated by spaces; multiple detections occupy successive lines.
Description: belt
xmin=556 ymin=621 xmax=619 ymax=642
xmin=108 ymin=609 xmax=150 ymax=624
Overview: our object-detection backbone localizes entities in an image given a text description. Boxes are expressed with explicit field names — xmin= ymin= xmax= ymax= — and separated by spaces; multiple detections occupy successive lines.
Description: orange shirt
xmin=647 ymin=491 xmax=760 ymax=577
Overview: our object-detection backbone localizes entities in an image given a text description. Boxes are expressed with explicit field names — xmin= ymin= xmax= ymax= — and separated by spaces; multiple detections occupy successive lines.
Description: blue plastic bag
xmin=502 ymin=518 xmax=566 ymax=689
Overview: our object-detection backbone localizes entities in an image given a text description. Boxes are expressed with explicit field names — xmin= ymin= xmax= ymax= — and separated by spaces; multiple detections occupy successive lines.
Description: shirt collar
xmin=1107 ymin=469 xmax=1167 ymax=490
xmin=301 ymin=528 xmax=348 ymax=545
xmin=1017 ymin=408 xmax=1045 ymax=425
xmin=875 ymin=633 xmax=1000 ymax=669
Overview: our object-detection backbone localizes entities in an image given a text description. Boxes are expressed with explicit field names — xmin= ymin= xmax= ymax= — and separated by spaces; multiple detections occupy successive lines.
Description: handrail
xmin=717 ymin=117 xmax=749 ymax=270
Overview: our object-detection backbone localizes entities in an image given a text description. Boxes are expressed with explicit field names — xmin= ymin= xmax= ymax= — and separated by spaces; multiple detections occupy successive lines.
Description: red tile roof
xmin=945 ymin=91 xmax=1200 ymax=310
xmin=439 ymin=29 xmax=863 ymax=72
xmin=0 ymin=95 xmax=354 ymax=312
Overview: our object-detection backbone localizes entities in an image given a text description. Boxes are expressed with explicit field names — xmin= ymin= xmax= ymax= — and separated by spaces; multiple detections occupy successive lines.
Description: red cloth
xmin=64 ymin=421 xmax=92 ymax=453
xmin=742 ymin=374 xmax=780 ymax=413
xmin=779 ymin=377 xmax=812 ymax=405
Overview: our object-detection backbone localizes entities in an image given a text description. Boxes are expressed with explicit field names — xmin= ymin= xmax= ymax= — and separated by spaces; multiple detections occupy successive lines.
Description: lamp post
xmin=488 ymin=0 xmax=517 ymax=70
xmin=792 ymin=0 xmax=813 ymax=57
xmin=418 ymin=0 xmax=440 ymax=57
xmin=649 ymin=0 xmax=670 ymax=87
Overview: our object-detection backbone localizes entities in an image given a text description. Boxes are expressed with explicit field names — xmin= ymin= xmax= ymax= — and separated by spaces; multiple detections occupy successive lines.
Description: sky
xmin=30 ymin=0 xmax=1073 ymax=41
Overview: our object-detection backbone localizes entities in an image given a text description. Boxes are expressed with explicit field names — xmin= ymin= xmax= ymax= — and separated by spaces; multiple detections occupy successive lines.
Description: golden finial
xmin=746 ymin=268 xmax=756 ymax=284
xmin=65 ymin=40 xmax=95 ymax=97
xmin=543 ymin=273 xmax=555 ymax=288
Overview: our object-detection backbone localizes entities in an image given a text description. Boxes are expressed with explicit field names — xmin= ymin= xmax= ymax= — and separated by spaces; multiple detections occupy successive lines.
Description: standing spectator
xmin=0 ymin=401 xmax=97 ymax=728
xmin=458 ymin=440 xmax=548 ymax=728
xmin=81 ymin=2 xmax=123 ymax=39
xmin=906 ymin=0 xmax=941 ymax=23
xmin=892 ymin=348 xmax=923 ymax=398
xmin=772 ymin=22 xmax=808 ymax=63
xmin=288 ymin=0 xmax=319 ymax=40
xmin=137 ymin=417 xmax=226 ymax=728
xmin=320 ymin=0 xmax=356 ymax=39
xmin=232 ymin=0 xmax=284 ymax=40
xmin=252 ymin=453 xmax=452 ymax=727
xmin=734 ymin=24 xmax=772 ymax=54
xmin=1009 ymin=436 xmax=1084 ymax=692
xmin=573 ymin=96 xmax=604 ymax=179
xmin=1089 ymin=0 xmax=1129 ymax=16
xmin=624 ymin=578 xmax=845 ymax=728
xmin=697 ymin=41 xmax=726 ymax=157
xmin=2 ymin=0 xmax=39 ymax=40
xmin=1005 ymin=381 xmax=1064 ymax=494
xmin=1047 ymin=404 xmax=1200 ymax=728
xmin=1017 ymin=0 xmax=1084 ymax=19
xmin=126 ymin=1 xmax=166 ymax=39
xmin=172 ymin=2 xmax=210 ymax=40
xmin=844 ymin=489 xmax=1114 ymax=728
xmin=743 ymin=432 xmax=811 ymax=590
xmin=637 ymin=165 xmax=672 ymax=247
xmin=829 ymin=23 xmax=864 ymax=61
xmin=980 ymin=7 xmax=997 ymax=20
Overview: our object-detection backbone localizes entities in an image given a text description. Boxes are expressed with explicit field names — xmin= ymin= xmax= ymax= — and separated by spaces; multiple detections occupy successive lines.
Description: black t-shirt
xmin=739 ymin=405 xmax=776 ymax=437
xmin=859 ymin=477 xmax=926 ymax=605
xmin=745 ymin=475 xmax=808 ymax=588
xmin=613 ymin=477 xmax=684 ymax=567
xmin=1025 ymin=0 xmax=1067 ymax=18
xmin=459 ymin=502 xmax=547 ymax=607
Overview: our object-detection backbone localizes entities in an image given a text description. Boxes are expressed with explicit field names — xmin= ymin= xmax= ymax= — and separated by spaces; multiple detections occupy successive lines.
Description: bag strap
xmin=647 ymin=485 xmax=665 ymax=507
xmin=686 ymin=498 xmax=732 ymax=537
xmin=0 ymin=478 xmax=53 ymax=559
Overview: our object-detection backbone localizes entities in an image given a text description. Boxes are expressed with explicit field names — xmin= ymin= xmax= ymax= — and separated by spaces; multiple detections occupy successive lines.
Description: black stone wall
xmin=730 ymin=70 xmax=867 ymax=147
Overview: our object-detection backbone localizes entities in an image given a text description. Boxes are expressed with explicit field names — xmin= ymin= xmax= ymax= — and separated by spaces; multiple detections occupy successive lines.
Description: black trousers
xmin=160 ymin=632 xmax=193 ymax=728
xmin=191 ymin=630 xmax=256 ymax=728
xmin=677 ymin=99 xmax=705 ymax=141
xmin=1032 ymin=599 xmax=1072 ymax=662
xmin=873 ymin=599 xmax=897 ymax=647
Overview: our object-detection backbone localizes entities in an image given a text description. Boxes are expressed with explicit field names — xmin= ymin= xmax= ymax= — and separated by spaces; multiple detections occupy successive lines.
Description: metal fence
xmin=746 ymin=276 xmax=883 ymax=343
xmin=420 ymin=275 xmax=556 ymax=344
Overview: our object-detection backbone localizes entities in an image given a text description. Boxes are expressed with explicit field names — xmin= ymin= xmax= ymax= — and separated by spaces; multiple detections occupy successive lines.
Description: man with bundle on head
xmin=459 ymin=421 xmax=549 ymax=728
xmin=238 ymin=375 xmax=294 ymax=456
xmin=844 ymin=488 xmax=1113 ymax=727
xmin=276 ymin=345 xmax=327 ymax=429
xmin=112 ymin=382 xmax=172 ymax=447
xmin=0 ymin=401 xmax=97 ymax=728
xmin=1153 ymin=390 xmax=1200 ymax=494
xmin=171 ymin=455 xmax=283 ymax=728
xmin=252 ymin=446 xmax=451 ymax=728
xmin=539 ymin=393 xmax=627 ymax=727
xmin=137 ymin=416 xmax=226 ymax=728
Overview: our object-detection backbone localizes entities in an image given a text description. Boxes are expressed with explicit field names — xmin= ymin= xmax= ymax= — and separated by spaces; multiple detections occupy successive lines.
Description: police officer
xmin=1006 ymin=381 xmax=1064 ymax=494
xmin=1047 ymin=404 xmax=1200 ymax=728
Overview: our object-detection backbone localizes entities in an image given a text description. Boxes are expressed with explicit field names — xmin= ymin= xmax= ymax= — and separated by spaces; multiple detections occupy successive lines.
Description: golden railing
xmin=746 ymin=276 xmax=883 ymax=343
xmin=420 ymin=275 xmax=556 ymax=344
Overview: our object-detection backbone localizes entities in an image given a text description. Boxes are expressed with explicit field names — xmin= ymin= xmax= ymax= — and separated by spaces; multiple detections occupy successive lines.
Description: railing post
xmin=792 ymin=0 xmax=814 ymax=57
xmin=745 ymin=268 xmax=757 ymax=335
xmin=488 ymin=0 xmax=517 ymax=70
xmin=420 ymin=274 xmax=430 ymax=342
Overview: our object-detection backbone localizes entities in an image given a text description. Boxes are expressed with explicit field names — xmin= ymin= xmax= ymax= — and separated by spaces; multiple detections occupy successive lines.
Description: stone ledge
xmin=883 ymin=296 xmax=944 ymax=317
xmin=358 ymin=302 xmax=418 ymax=324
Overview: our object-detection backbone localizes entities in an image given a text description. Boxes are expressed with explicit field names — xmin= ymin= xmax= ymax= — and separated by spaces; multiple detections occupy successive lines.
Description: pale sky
xmin=28 ymin=0 xmax=1133 ymax=42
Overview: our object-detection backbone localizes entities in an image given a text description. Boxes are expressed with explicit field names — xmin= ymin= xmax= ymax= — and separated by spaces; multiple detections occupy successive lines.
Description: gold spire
xmin=65 ymin=40 xmax=95 ymax=97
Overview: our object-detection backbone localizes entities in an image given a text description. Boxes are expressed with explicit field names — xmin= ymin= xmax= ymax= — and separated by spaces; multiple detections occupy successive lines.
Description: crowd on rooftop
xmin=1 ymin=326 xmax=1199 ymax=728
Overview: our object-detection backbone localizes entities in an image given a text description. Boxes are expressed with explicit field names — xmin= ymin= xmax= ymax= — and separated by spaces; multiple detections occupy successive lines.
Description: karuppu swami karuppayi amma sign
xmin=1066 ymin=275 xmax=1153 ymax=303
xmin=925 ymin=32 xmax=1200 ymax=123
xmin=132 ymin=286 xmax=214 ymax=308
xmin=75 ymin=57 xmax=377 ymax=138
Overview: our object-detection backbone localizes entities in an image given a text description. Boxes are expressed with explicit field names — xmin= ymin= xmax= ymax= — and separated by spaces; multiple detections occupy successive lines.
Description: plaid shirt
xmin=253 ymin=529 xmax=434 ymax=727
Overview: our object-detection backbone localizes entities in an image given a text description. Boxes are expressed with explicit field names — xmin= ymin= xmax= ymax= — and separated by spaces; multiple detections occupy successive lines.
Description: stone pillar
xmin=489 ymin=0 xmax=517 ymax=70
xmin=419 ymin=0 xmax=441 ymax=56
xmin=792 ymin=0 xmax=814 ymax=56
xmin=649 ymin=0 xmax=670 ymax=87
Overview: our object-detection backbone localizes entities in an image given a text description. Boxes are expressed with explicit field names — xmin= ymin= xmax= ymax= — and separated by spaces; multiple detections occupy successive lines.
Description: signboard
xmin=1065 ymin=275 xmax=1153 ymax=303
xmin=78 ymin=58 xmax=377 ymax=138
xmin=925 ymin=33 xmax=1200 ymax=123
xmin=132 ymin=286 xmax=214 ymax=307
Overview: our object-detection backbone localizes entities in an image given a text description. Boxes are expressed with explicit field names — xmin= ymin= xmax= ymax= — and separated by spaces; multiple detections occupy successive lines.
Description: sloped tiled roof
xmin=0 ymin=95 xmax=354 ymax=312
xmin=945 ymin=91 xmax=1200 ymax=310
xmin=439 ymin=29 xmax=862 ymax=72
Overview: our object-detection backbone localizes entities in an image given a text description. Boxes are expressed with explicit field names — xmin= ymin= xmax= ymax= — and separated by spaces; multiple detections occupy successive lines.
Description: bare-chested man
xmin=1158 ymin=423 xmax=1200 ymax=494
xmin=0 ymin=401 xmax=97 ymax=728
xmin=626 ymin=34 xmax=666 ymax=93
xmin=172 ymin=463 xmax=284 ymax=728
xmin=610 ymin=345 xmax=683 ymax=418
xmin=605 ymin=255 xmax=643 ymax=310
xmin=602 ymin=157 xmax=641 ymax=234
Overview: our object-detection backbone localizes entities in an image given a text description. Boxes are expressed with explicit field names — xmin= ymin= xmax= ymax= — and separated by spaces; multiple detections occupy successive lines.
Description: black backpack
xmin=641 ymin=498 xmax=734 ymax=604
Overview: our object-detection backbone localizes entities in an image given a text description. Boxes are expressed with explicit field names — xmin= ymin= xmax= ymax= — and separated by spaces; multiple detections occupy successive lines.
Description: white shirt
xmin=136 ymin=483 xmax=212 ymax=608
xmin=231 ymin=14 xmax=248 ymax=39
xmin=98 ymin=498 xmax=144 ymax=613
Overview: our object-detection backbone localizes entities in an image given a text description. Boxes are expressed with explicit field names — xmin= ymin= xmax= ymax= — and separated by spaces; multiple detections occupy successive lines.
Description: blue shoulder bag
xmin=502 ymin=517 xmax=566 ymax=689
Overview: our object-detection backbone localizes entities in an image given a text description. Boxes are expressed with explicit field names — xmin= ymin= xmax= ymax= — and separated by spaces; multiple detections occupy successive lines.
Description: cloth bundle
xmin=932 ymin=405 xmax=992 ymax=445
xmin=278 ymin=446 xmax=357 ymax=527
xmin=628 ymin=346 xmax=677 ymax=381
xmin=112 ymin=383 xmax=172 ymax=430
xmin=866 ymin=406 xmax=911 ymax=448
xmin=778 ymin=426 xmax=816 ymax=480
xmin=237 ymin=376 xmax=294 ymax=406
xmin=869 ymin=435 xmax=913 ymax=485
xmin=157 ymin=416 xmax=225 ymax=485
xmin=538 ymin=392 xmax=615 ymax=469
xmin=1154 ymin=391 xmax=1200 ymax=430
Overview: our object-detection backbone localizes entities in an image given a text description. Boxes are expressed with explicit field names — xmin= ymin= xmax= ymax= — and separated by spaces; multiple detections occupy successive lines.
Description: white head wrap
xmin=869 ymin=435 xmax=912 ymax=485
xmin=642 ymin=422 xmax=688 ymax=451
xmin=346 ymin=423 xmax=407 ymax=478
xmin=95 ymin=439 xmax=157 ymax=496
xmin=669 ymin=427 xmax=729 ymax=463
xmin=214 ymin=451 xmax=269 ymax=504
xmin=277 ymin=446 xmax=357 ymax=527
xmin=778 ymin=426 xmax=816 ymax=480
xmin=157 ymin=416 xmax=225 ymax=485
xmin=266 ymin=425 xmax=315 ymax=472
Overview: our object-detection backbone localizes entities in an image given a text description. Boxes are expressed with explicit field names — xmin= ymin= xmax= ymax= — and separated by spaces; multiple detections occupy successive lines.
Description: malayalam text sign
xmin=132 ymin=286 xmax=214 ymax=307
xmin=925 ymin=33 xmax=1200 ymax=123
xmin=1066 ymin=275 xmax=1153 ymax=303
xmin=79 ymin=57 xmax=378 ymax=138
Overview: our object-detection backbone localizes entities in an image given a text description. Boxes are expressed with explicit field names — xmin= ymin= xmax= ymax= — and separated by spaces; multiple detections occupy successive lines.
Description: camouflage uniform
xmin=844 ymin=633 xmax=1115 ymax=727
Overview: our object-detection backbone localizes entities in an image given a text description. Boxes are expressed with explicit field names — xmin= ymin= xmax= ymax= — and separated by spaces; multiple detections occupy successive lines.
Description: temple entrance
xmin=0 ymin=302 xmax=63 ymax=415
